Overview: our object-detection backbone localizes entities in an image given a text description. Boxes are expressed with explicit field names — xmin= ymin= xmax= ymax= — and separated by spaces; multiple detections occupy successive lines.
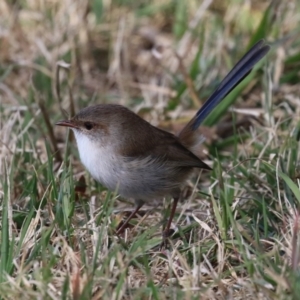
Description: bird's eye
xmin=84 ymin=122 xmax=93 ymax=130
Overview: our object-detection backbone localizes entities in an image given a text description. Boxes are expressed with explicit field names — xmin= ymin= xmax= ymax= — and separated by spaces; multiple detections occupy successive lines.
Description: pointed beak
xmin=55 ymin=119 xmax=78 ymax=129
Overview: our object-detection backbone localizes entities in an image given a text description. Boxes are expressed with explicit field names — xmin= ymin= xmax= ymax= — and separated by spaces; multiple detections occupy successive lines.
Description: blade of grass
xmin=0 ymin=161 xmax=10 ymax=283
xmin=263 ymin=161 xmax=300 ymax=204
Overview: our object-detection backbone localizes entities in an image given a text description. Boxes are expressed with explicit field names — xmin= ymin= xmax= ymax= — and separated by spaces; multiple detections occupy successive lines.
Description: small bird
xmin=56 ymin=40 xmax=270 ymax=243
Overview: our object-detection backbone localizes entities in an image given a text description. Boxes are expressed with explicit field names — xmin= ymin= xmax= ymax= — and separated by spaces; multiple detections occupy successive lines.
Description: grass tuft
xmin=1 ymin=0 xmax=300 ymax=299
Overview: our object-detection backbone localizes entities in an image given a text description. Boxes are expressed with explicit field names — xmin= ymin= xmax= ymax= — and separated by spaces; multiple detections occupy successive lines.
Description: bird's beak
xmin=56 ymin=119 xmax=78 ymax=129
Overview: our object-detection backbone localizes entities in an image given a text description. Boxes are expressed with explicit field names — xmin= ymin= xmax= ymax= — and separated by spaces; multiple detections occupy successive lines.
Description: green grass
xmin=1 ymin=0 xmax=300 ymax=299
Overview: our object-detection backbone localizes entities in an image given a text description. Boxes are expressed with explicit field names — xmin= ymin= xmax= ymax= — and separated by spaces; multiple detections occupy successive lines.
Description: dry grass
xmin=1 ymin=0 xmax=300 ymax=299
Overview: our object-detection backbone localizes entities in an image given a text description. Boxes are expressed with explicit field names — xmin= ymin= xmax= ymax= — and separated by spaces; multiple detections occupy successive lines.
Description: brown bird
xmin=56 ymin=40 xmax=270 ymax=243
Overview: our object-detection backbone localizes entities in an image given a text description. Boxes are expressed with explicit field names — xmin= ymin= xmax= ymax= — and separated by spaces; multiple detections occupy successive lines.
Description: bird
xmin=56 ymin=40 xmax=270 ymax=244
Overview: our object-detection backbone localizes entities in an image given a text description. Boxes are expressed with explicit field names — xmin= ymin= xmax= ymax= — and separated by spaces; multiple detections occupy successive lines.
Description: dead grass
xmin=1 ymin=0 xmax=300 ymax=299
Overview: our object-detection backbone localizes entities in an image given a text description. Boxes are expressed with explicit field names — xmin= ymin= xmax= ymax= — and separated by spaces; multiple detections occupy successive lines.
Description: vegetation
xmin=1 ymin=0 xmax=300 ymax=299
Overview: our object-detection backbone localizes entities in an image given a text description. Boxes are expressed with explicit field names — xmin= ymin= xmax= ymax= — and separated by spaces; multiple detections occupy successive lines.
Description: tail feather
xmin=181 ymin=39 xmax=270 ymax=137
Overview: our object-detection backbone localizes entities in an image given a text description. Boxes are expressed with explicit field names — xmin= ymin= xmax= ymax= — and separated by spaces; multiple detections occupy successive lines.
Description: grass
xmin=1 ymin=0 xmax=300 ymax=299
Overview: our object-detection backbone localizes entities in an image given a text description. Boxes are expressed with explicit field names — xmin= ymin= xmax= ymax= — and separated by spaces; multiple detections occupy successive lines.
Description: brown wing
xmin=119 ymin=119 xmax=211 ymax=170
xmin=161 ymin=136 xmax=211 ymax=170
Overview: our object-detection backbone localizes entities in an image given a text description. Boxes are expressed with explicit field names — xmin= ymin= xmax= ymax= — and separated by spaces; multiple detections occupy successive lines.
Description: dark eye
xmin=84 ymin=122 xmax=93 ymax=130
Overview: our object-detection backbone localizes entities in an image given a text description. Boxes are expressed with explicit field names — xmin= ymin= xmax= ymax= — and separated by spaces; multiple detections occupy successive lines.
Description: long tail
xmin=179 ymin=40 xmax=270 ymax=145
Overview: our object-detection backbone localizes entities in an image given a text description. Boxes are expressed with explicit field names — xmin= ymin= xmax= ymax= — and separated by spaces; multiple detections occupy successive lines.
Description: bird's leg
xmin=116 ymin=202 xmax=144 ymax=234
xmin=161 ymin=197 xmax=179 ymax=247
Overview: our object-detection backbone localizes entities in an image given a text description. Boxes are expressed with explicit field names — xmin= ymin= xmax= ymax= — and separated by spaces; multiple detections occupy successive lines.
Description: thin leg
xmin=161 ymin=197 xmax=179 ymax=246
xmin=116 ymin=203 xmax=144 ymax=234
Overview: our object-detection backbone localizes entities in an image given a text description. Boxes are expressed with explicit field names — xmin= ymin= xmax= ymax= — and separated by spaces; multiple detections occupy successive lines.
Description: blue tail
xmin=189 ymin=40 xmax=270 ymax=131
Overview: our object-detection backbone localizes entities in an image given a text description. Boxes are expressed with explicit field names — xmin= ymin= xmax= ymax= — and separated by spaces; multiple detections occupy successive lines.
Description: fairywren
xmin=56 ymin=40 xmax=270 ymax=241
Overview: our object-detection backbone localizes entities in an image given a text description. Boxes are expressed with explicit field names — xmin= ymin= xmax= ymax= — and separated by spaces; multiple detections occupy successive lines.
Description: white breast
xmin=72 ymin=129 xmax=184 ymax=202
xmin=73 ymin=130 xmax=120 ymax=192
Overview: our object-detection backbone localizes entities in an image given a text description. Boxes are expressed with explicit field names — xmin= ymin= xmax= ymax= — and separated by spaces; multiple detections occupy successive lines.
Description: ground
xmin=1 ymin=0 xmax=300 ymax=299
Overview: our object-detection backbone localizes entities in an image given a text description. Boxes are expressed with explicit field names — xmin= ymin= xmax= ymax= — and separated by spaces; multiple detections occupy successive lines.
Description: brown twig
xmin=174 ymin=51 xmax=202 ymax=107
xmin=29 ymin=78 xmax=62 ymax=162
xmin=38 ymin=97 xmax=62 ymax=162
